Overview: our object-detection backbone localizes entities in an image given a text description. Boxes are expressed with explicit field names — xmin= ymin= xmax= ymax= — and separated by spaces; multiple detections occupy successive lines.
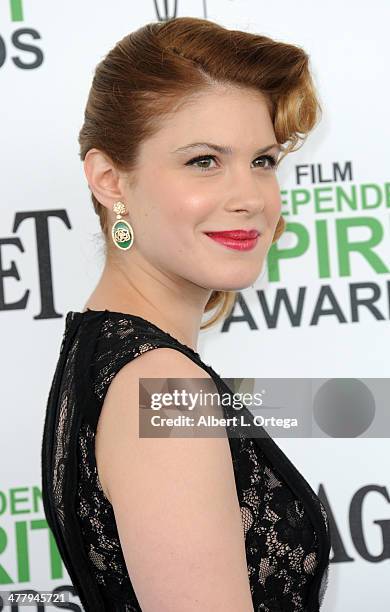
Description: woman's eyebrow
xmin=171 ymin=142 xmax=283 ymax=155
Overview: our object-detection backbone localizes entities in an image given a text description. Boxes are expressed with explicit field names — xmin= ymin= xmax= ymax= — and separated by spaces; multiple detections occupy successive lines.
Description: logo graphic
xmin=9 ymin=0 xmax=24 ymax=21
xmin=1 ymin=0 xmax=44 ymax=70
xmin=153 ymin=0 xmax=208 ymax=21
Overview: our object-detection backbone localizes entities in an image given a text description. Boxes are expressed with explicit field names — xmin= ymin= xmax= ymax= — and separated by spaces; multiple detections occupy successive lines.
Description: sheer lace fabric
xmin=42 ymin=310 xmax=331 ymax=612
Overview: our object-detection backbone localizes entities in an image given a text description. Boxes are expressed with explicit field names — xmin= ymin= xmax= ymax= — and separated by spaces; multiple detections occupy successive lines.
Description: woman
xmin=41 ymin=16 xmax=331 ymax=612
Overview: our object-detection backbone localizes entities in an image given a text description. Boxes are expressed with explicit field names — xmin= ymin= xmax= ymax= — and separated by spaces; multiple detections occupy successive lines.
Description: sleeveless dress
xmin=41 ymin=309 xmax=331 ymax=612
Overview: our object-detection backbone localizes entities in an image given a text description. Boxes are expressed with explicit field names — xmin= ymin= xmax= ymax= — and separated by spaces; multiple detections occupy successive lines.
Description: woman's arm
xmin=95 ymin=347 xmax=254 ymax=612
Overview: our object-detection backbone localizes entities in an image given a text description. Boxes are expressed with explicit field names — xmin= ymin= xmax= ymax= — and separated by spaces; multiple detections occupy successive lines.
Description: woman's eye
xmin=185 ymin=154 xmax=277 ymax=172
xmin=186 ymin=155 xmax=218 ymax=171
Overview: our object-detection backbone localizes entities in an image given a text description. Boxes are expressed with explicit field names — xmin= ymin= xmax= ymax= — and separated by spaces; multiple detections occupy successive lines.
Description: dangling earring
xmin=111 ymin=201 xmax=134 ymax=251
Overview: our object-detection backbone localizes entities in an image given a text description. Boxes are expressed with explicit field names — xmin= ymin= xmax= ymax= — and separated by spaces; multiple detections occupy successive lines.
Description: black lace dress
xmin=41 ymin=309 xmax=331 ymax=612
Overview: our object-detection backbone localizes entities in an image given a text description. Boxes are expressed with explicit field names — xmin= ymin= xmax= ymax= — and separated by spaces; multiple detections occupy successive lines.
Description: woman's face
xmin=120 ymin=86 xmax=282 ymax=292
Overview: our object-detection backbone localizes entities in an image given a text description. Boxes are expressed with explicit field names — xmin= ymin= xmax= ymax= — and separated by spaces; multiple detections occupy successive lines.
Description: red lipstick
xmin=204 ymin=229 xmax=260 ymax=251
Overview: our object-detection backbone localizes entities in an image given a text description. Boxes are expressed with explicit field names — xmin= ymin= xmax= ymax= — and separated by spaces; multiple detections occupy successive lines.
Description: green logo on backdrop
xmin=0 ymin=486 xmax=63 ymax=583
xmin=267 ymin=162 xmax=390 ymax=282
xmin=10 ymin=0 xmax=24 ymax=22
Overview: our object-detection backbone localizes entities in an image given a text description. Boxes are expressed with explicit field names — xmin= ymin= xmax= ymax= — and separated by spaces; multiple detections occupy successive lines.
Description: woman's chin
xmin=207 ymin=280 xmax=260 ymax=292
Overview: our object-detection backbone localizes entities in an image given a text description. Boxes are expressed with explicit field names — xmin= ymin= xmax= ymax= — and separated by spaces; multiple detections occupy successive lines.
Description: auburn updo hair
xmin=78 ymin=16 xmax=321 ymax=329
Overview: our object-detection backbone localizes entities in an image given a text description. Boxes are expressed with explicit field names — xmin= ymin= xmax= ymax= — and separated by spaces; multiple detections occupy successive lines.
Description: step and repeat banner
xmin=1 ymin=0 xmax=389 ymax=610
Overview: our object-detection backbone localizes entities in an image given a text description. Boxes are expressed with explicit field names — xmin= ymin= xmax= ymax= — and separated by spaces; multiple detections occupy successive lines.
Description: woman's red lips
xmin=205 ymin=229 xmax=260 ymax=239
xmin=204 ymin=229 xmax=260 ymax=251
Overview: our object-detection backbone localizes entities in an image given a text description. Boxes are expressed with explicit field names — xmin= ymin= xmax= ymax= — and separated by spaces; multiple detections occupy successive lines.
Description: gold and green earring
xmin=111 ymin=201 xmax=134 ymax=251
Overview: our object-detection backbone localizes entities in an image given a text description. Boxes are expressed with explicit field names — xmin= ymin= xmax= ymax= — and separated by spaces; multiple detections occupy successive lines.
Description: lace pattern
xmin=43 ymin=310 xmax=331 ymax=612
xmin=77 ymin=313 xmax=330 ymax=610
xmin=52 ymin=338 xmax=80 ymax=533
xmin=77 ymin=419 xmax=325 ymax=611
xmin=230 ymin=436 xmax=320 ymax=611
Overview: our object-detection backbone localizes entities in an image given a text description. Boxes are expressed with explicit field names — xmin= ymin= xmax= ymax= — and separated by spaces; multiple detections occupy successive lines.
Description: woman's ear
xmin=83 ymin=148 xmax=124 ymax=211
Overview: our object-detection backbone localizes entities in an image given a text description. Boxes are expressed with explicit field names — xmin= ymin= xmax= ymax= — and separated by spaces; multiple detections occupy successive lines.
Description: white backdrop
xmin=1 ymin=1 xmax=389 ymax=610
